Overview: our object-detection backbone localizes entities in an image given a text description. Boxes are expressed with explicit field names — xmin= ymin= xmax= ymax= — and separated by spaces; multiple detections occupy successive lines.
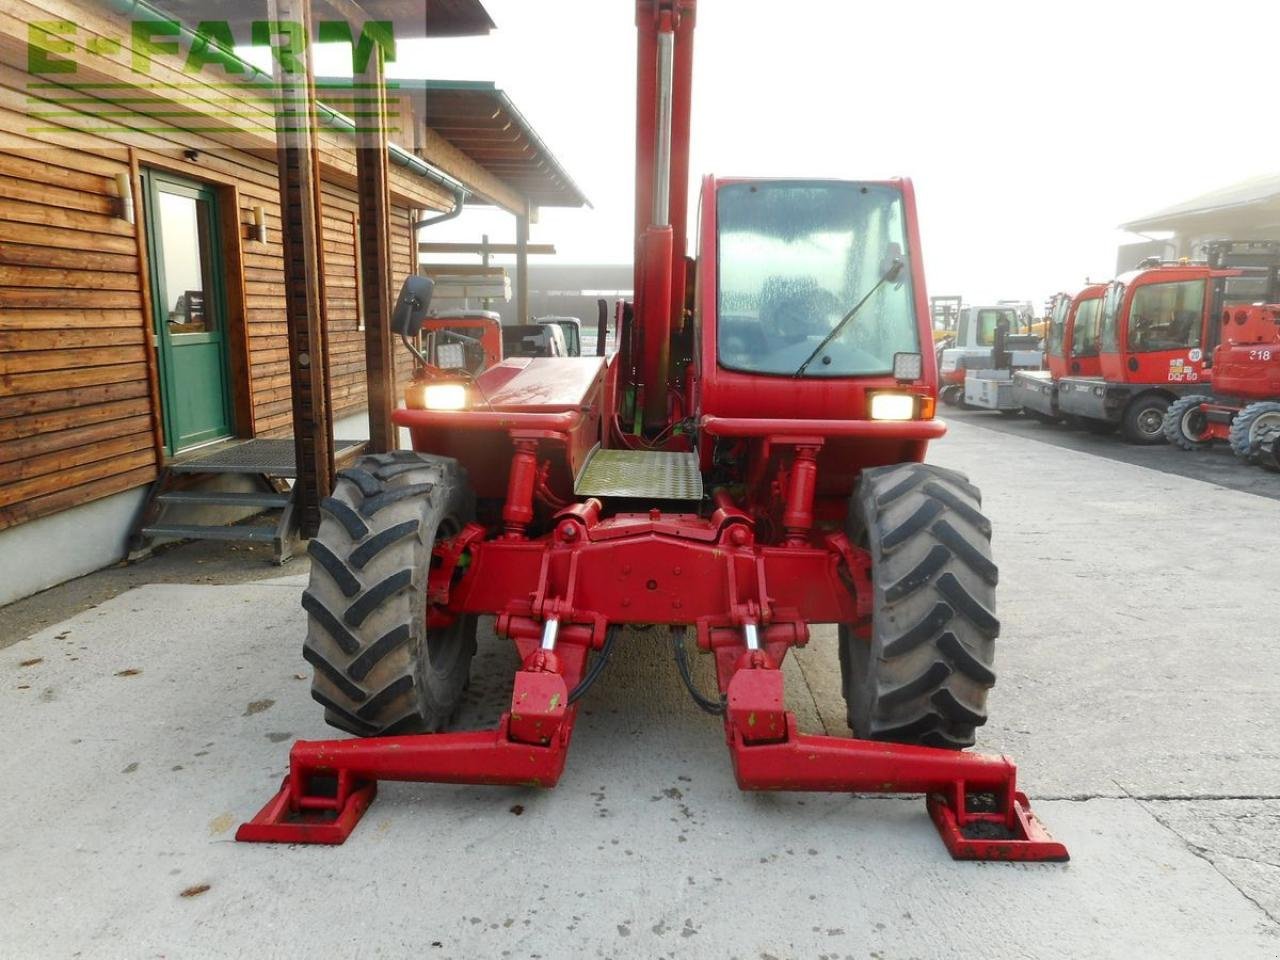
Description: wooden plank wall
xmin=0 ymin=0 xmax=480 ymax=533
xmin=0 ymin=113 xmax=447 ymax=531
xmin=0 ymin=139 xmax=425 ymax=531
xmin=0 ymin=137 xmax=158 ymax=528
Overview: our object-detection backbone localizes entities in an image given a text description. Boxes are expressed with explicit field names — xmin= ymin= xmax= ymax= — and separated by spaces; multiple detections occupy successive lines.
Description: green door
xmin=142 ymin=171 xmax=233 ymax=453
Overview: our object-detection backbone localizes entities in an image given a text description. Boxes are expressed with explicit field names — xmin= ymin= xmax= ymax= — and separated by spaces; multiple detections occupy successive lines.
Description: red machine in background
xmin=1013 ymin=283 xmax=1105 ymax=423
xmin=1057 ymin=244 xmax=1271 ymax=444
xmin=1161 ymin=244 xmax=1280 ymax=461
xmin=239 ymin=0 xmax=1066 ymax=862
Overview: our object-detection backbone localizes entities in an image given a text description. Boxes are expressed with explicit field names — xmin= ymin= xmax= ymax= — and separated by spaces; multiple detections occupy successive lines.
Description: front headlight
xmin=422 ymin=382 xmax=468 ymax=410
xmin=868 ymin=392 xmax=917 ymax=421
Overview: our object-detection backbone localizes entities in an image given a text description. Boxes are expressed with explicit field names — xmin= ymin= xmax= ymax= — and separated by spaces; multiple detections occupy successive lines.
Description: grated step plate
xmin=156 ymin=490 xmax=291 ymax=508
xmin=141 ymin=524 xmax=277 ymax=543
xmin=574 ymin=449 xmax=703 ymax=500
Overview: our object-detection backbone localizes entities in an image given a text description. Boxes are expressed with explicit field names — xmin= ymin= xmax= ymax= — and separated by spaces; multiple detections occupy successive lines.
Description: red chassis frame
xmin=239 ymin=408 xmax=1067 ymax=862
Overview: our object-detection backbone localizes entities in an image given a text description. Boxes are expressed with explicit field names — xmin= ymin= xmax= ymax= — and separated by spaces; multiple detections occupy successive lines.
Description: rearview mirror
xmin=882 ymin=242 xmax=904 ymax=282
xmin=391 ymin=276 xmax=434 ymax=338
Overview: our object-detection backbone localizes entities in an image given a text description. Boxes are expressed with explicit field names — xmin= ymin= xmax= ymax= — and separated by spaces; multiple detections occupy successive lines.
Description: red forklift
xmin=1013 ymin=284 xmax=1106 ymax=423
xmin=1161 ymin=245 xmax=1280 ymax=461
xmin=1057 ymin=243 xmax=1270 ymax=444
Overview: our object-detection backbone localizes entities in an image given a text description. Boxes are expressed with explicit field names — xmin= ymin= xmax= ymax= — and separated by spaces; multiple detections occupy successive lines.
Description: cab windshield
xmin=976 ymin=309 xmax=1020 ymax=345
xmin=716 ymin=181 xmax=918 ymax=376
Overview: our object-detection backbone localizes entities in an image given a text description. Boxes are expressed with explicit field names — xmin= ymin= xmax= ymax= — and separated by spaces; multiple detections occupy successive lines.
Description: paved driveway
xmin=2 ymin=419 xmax=1276 ymax=958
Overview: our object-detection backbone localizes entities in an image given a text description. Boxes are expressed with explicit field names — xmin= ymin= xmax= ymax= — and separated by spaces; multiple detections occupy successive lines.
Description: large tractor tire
xmin=839 ymin=463 xmax=999 ymax=750
xmin=1162 ymin=394 xmax=1212 ymax=451
xmin=1228 ymin=401 xmax=1280 ymax=463
xmin=1120 ymin=393 xmax=1170 ymax=445
xmin=302 ymin=451 xmax=477 ymax=737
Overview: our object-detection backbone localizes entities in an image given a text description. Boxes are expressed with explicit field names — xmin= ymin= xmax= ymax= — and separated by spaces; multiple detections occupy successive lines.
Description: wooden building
xmin=0 ymin=0 xmax=586 ymax=603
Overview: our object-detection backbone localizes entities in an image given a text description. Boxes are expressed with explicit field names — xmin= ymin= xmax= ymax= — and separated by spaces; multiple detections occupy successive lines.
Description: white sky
xmin=324 ymin=0 xmax=1278 ymax=306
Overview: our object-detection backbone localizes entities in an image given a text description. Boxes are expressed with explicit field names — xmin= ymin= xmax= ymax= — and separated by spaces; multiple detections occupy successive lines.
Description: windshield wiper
xmin=792 ymin=255 xmax=904 ymax=378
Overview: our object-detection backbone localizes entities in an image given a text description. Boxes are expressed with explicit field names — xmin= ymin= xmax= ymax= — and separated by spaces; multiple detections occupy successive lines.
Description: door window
xmin=1099 ymin=282 xmax=1124 ymax=352
xmin=1046 ymin=296 xmax=1070 ymax=358
xmin=156 ymin=192 xmax=214 ymax=334
xmin=1071 ymin=298 xmax=1102 ymax=358
xmin=1126 ymin=279 xmax=1205 ymax=352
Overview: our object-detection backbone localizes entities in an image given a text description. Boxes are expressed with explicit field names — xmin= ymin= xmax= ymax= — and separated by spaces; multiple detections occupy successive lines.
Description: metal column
xmin=516 ymin=209 xmax=530 ymax=323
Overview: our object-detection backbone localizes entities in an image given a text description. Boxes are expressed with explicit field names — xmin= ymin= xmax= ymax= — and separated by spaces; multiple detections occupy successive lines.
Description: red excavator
xmin=239 ymin=0 xmax=1066 ymax=862
xmin=1057 ymin=243 xmax=1272 ymax=443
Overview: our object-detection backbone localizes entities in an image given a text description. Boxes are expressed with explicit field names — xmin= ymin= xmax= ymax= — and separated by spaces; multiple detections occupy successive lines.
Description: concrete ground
xmin=2 ymin=418 xmax=1278 ymax=959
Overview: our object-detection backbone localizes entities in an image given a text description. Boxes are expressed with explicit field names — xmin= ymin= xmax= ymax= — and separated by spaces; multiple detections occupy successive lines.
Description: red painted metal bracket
xmin=238 ymin=662 xmax=578 ymax=845
xmin=724 ymin=669 xmax=1068 ymax=862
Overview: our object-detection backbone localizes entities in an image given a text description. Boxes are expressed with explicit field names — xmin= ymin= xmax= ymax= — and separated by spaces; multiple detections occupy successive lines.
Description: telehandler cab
xmin=240 ymin=0 xmax=1066 ymax=862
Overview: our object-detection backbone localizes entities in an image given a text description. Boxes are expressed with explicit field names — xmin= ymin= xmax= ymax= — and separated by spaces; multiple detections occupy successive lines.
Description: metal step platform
xmin=574 ymin=448 xmax=703 ymax=500
xmin=129 ymin=438 xmax=364 ymax=563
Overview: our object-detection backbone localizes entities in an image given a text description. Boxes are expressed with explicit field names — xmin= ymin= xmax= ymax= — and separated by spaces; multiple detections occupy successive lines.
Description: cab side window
xmin=1126 ymin=280 xmax=1205 ymax=353
xmin=1072 ymin=299 xmax=1101 ymax=357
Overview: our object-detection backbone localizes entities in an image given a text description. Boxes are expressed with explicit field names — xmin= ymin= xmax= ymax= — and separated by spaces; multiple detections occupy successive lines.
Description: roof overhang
xmin=134 ymin=0 xmax=495 ymax=38
xmin=323 ymin=78 xmax=590 ymax=210
xmin=1121 ymin=173 xmax=1280 ymax=235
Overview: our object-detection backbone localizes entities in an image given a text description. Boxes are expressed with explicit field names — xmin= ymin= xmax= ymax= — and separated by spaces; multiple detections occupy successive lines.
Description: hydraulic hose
xmin=567 ymin=626 xmax=620 ymax=704
xmin=671 ymin=627 xmax=725 ymax=716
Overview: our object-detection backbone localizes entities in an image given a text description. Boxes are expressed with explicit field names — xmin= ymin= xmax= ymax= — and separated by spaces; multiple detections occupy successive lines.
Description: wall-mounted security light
xmin=115 ymin=172 xmax=134 ymax=225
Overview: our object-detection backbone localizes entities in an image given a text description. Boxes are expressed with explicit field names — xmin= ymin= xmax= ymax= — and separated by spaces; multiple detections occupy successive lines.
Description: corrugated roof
xmin=1121 ymin=173 xmax=1280 ymax=232
xmin=329 ymin=78 xmax=590 ymax=210
xmin=137 ymin=0 xmax=495 ymax=37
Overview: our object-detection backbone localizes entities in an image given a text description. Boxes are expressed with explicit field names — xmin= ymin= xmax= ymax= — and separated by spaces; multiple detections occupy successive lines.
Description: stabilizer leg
xmin=239 ymin=632 xmax=586 ymax=845
xmin=722 ymin=656 xmax=1068 ymax=863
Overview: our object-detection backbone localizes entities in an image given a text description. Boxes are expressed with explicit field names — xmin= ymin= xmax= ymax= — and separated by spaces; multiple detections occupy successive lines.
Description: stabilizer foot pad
xmin=928 ymin=790 xmax=1069 ymax=862
xmin=237 ymin=776 xmax=376 ymax=845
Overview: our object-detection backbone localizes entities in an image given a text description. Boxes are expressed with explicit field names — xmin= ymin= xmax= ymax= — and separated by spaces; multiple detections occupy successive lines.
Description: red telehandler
xmin=1013 ymin=283 xmax=1106 ymax=423
xmin=238 ymin=0 xmax=1066 ymax=862
xmin=1161 ymin=244 xmax=1280 ymax=462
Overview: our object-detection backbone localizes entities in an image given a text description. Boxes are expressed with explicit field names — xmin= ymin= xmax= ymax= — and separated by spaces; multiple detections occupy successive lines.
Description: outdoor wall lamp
xmin=115 ymin=173 xmax=135 ymax=225
xmin=252 ymin=206 xmax=268 ymax=243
